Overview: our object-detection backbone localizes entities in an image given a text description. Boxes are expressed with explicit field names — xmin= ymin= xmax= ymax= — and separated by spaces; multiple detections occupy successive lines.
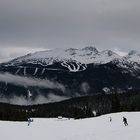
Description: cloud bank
xmin=0 ymin=72 xmax=65 ymax=92
xmin=0 ymin=93 xmax=69 ymax=105
xmin=0 ymin=72 xmax=67 ymax=105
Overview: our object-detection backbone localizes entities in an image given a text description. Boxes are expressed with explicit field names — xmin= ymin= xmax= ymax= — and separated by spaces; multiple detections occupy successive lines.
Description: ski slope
xmin=1 ymin=112 xmax=140 ymax=140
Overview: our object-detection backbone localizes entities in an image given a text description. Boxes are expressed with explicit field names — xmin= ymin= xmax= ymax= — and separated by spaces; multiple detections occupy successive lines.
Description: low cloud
xmin=0 ymin=72 xmax=65 ymax=92
xmin=81 ymin=82 xmax=90 ymax=93
xmin=0 ymin=46 xmax=46 ymax=63
xmin=0 ymin=93 xmax=69 ymax=105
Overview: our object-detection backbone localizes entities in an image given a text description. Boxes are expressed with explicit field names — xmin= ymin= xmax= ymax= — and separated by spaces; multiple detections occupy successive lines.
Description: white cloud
xmin=0 ymin=46 xmax=46 ymax=63
xmin=0 ymin=72 xmax=65 ymax=92
xmin=0 ymin=94 xmax=69 ymax=105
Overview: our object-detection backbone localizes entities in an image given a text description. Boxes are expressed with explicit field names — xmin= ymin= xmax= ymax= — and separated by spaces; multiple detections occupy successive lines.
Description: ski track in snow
xmin=0 ymin=112 xmax=140 ymax=140
xmin=14 ymin=62 xmax=87 ymax=75
xmin=61 ymin=61 xmax=87 ymax=72
xmin=15 ymin=69 xmax=20 ymax=74
xmin=33 ymin=68 xmax=38 ymax=75
xmin=23 ymin=67 xmax=26 ymax=76
xmin=13 ymin=60 xmax=87 ymax=74
xmin=41 ymin=68 xmax=45 ymax=75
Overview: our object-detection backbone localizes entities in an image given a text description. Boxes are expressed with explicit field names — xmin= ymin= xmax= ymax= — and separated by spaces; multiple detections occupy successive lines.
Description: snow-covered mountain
xmin=1 ymin=46 xmax=125 ymax=73
xmin=5 ymin=46 xmax=140 ymax=72
xmin=7 ymin=46 xmax=122 ymax=66
xmin=0 ymin=46 xmax=140 ymax=104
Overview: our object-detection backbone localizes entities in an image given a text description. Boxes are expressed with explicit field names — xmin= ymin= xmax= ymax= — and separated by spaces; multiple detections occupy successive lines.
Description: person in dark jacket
xmin=28 ymin=118 xmax=33 ymax=126
xmin=109 ymin=117 xmax=112 ymax=122
xmin=123 ymin=117 xmax=128 ymax=126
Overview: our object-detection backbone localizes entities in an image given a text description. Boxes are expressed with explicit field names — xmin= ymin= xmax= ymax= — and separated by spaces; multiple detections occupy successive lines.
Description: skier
xmin=28 ymin=118 xmax=33 ymax=126
xmin=123 ymin=117 xmax=128 ymax=126
xmin=109 ymin=117 xmax=112 ymax=122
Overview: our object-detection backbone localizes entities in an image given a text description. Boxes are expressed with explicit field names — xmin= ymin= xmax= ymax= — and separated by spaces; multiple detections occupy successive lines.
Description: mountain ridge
xmin=4 ymin=46 xmax=140 ymax=65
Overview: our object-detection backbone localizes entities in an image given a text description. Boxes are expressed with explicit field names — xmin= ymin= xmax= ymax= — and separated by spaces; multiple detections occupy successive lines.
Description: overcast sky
xmin=0 ymin=0 xmax=140 ymax=62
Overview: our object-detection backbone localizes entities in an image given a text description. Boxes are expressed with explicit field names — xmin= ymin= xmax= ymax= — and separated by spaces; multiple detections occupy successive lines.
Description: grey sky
xmin=0 ymin=0 xmax=140 ymax=62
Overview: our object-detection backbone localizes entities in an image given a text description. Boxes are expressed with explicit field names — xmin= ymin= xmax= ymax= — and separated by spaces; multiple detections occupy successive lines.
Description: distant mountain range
xmin=0 ymin=46 xmax=140 ymax=105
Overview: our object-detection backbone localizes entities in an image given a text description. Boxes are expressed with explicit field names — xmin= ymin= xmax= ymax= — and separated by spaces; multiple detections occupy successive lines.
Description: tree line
xmin=0 ymin=91 xmax=140 ymax=121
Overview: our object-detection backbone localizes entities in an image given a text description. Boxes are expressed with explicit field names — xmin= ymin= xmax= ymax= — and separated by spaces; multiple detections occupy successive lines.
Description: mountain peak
xmin=65 ymin=48 xmax=78 ymax=55
xmin=101 ymin=50 xmax=119 ymax=57
xmin=65 ymin=48 xmax=78 ymax=51
xmin=81 ymin=46 xmax=98 ymax=53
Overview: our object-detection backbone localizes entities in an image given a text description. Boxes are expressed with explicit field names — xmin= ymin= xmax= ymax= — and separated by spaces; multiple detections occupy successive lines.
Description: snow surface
xmin=1 ymin=112 xmax=140 ymax=140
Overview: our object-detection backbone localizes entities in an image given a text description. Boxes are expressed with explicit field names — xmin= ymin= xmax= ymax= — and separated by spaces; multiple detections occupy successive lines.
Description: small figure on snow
xmin=109 ymin=117 xmax=112 ymax=122
xmin=28 ymin=118 xmax=33 ymax=126
xmin=123 ymin=117 xmax=128 ymax=126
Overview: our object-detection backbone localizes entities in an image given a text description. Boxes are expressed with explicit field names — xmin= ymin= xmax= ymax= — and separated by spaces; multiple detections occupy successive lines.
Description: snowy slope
xmin=124 ymin=50 xmax=140 ymax=63
xmin=3 ymin=47 xmax=140 ymax=73
xmin=3 ymin=46 xmax=122 ymax=72
xmin=3 ymin=46 xmax=140 ymax=67
xmin=7 ymin=46 xmax=121 ymax=65
xmin=1 ymin=112 xmax=140 ymax=140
